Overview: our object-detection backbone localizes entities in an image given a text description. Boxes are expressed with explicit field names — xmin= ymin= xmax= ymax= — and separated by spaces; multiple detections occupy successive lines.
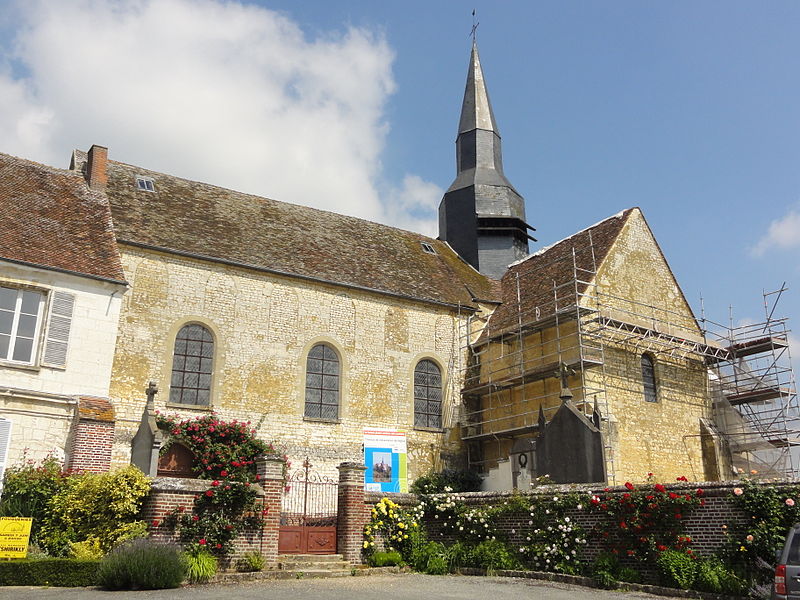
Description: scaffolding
xmin=457 ymin=237 xmax=798 ymax=483
xmin=702 ymin=285 xmax=800 ymax=479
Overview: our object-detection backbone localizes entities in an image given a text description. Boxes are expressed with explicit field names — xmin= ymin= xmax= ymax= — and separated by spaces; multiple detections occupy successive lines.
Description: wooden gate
xmin=278 ymin=458 xmax=338 ymax=554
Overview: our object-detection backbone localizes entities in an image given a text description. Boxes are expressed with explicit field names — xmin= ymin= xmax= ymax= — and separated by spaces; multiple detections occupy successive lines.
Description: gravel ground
xmin=2 ymin=572 xmax=677 ymax=600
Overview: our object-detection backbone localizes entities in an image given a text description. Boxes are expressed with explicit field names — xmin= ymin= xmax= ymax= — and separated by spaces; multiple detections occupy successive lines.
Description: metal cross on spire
xmin=470 ymin=9 xmax=479 ymax=42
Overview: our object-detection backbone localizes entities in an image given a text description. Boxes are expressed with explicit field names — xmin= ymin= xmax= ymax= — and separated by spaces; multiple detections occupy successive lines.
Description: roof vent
xmin=135 ymin=176 xmax=155 ymax=192
xmin=420 ymin=242 xmax=437 ymax=255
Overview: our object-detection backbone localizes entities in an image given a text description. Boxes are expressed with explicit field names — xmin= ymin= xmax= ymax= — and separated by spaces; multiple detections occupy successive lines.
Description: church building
xmin=3 ymin=41 xmax=777 ymax=489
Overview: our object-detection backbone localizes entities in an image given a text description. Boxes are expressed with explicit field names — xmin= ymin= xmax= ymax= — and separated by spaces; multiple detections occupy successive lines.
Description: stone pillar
xmin=256 ymin=455 xmax=285 ymax=567
xmin=337 ymin=461 xmax=367 ymax=564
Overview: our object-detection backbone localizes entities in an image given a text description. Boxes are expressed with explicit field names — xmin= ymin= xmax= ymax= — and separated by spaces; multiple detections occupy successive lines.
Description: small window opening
xmin=135 ymin=176 xmax=156 ymax=192
xmin=641 ymin=354 xmax=657 ymax=403
xmin=421 ymin=242 xmax=436 ymax=255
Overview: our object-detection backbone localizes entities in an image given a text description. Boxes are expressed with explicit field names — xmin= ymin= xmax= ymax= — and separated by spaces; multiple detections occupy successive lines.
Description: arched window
xmin=414 ymin=359 xmax=442 ymax=428
xmin=169 ymin=324 xmax=214 ymax=406
xmin=641 ymin=353 xmax=657 ymax=403
xmin=305 ymin=344 xmax=340 ymax=420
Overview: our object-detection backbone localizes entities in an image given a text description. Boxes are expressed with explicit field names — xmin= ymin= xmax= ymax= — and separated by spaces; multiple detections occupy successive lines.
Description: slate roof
xmin=478 ymin=209 xmax=634 ymax=341
xmin=0 ymin=152 xmax=126 ymax=283
xmin=83 ymin=154 xmax=498 ymax=308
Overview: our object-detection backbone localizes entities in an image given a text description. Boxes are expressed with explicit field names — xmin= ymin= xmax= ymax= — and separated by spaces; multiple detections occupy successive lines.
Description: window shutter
xmin=42 ymin=292 xmax=75 ymax=368
xmin=0 ymin=418 xmax=12 ymax=497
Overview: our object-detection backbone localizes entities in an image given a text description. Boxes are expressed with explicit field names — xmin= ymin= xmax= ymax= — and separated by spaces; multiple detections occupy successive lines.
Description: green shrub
xmin=39 ymin=466 xmax=151 ymax=556
xmin=96 ymin=538 xmax=186 ymax=590
xmin=469 ymin=539 xmax=519 ymax=572
xmin=410 ymin=469 xmax=483 ymax=494
xmin=368 ymin=550 xmax=403 ymax=567
xmin=235 ymin=550 xmax=266 ymax=572
xmin=184 ymin=547 xmax=218 ymax=583
xmin=426 ymin=555 xmax=448 ymax=575
xmin=70 ymin=537 xmax=103 ymax=560
xmin=656 ymin=549 xmax=698 ymax=589
xmin=593 ymin=569 xmax=617 ymax=589
xmin=695 ymin=556 xmax=747 ymax=595
xmin=445 ymin=541 xmax=470 ymax=571
xmin=0 ymin=558 xmax=98 ymax=586
xmin=0 ymin=454 xmax=68 ymax=545
xmin=591 ymin=552 xmax=620 ymax=589
xmin=617 ymin=566 xmax=642 ymax=583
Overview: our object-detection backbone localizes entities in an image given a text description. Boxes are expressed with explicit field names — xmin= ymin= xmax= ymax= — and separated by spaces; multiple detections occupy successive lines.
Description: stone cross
xmin=145 ymin=381 xmax=158 ymax=408
xmin=554 ymin=362 xmax=575 ymax=402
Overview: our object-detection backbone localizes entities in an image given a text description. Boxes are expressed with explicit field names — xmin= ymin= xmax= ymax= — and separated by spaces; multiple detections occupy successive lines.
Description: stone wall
xmin=588 ymin=209 xmax=715 ymax=483
xmin=108 ymin=246 xmax=467 ymax=481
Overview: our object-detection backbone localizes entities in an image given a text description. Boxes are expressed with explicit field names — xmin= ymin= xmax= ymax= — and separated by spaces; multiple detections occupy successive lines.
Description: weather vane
xmin=470 ymin=9 xmax=479 ymax=42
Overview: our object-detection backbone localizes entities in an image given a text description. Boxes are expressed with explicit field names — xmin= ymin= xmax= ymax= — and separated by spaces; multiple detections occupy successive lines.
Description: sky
xmin=1 ymin=0 xmax=798 ymax=356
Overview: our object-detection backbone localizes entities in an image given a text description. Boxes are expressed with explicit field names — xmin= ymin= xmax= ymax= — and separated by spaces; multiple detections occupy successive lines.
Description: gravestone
xmin=534 ymin=364 xmax=606 ymax=484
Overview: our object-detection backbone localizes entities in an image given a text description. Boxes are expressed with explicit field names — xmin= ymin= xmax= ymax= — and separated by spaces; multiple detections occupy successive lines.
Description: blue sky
xmin=1 ymin=0 xmax=798 ymax=345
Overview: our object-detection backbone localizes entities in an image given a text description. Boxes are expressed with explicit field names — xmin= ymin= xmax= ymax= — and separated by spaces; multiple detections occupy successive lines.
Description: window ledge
xmin=165 ymin=402 xmax=213 ymax=412
xmin=303 ymin=417 xmax=341 ymax=425
xmin=0 ymin=360 xmax=40 ymax=373
xmin=413 ymin=426 xmax=444 ymax=433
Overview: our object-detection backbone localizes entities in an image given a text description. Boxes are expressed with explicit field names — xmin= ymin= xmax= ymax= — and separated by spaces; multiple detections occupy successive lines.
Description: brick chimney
xmin=86 ymin=144 xmax=108 ymax=191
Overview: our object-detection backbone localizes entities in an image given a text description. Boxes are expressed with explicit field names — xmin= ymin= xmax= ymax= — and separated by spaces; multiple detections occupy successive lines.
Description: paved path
xmin=3 ymin=572 xmax=673 ymax=599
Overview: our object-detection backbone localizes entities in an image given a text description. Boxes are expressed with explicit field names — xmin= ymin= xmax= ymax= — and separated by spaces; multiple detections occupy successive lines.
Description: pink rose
xmin=787 ymin=498 xmax=796 ymax=507
xmin=733 ymin=487 xmax=743 ymax=496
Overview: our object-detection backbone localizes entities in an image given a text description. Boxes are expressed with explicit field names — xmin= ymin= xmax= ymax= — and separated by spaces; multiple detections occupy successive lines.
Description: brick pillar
xmin=337 ymin=461 xmax=367 ymax=564
xmin=256 ymin=455 xmax=285 ymax=567
xmin=66 ymin=397 xmax=114 ymax=473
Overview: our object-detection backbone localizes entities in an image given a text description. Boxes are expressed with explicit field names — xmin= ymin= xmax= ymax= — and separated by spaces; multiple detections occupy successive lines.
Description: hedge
xmin=0 ymin=558 xmax=99 ymax=586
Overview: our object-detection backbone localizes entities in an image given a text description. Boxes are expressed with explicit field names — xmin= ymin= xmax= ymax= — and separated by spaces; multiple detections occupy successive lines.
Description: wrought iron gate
xmin=278 ymin=458 xmax=338 ymax=554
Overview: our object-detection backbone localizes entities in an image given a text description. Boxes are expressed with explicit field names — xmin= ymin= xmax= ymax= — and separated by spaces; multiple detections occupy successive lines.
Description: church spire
xmin=458 ymin=42 xmax=499 ymax=136
xmin=438 ymin=40 xmax=535 ymax=279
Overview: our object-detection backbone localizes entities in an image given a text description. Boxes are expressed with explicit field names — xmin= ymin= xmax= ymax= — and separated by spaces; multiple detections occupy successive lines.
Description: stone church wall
xmin=586 ymin=209 xmax=713 ymax=483
xmin=108 ymin=246 xmax=467 ymax=481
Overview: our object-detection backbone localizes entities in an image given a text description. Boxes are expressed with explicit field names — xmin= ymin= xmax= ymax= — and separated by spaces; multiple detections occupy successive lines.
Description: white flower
xmin=564 ymin=517 xmax=570 ymax=522
xmin=553 ymin=496 xmax=559 ymax=501
xmin=528 ymin=520 xmax=533 ymax=525
xmin=576 ymin=504 xmax=583 ymax=510
xmin=511 ymin=529 xmax=516 ymax=534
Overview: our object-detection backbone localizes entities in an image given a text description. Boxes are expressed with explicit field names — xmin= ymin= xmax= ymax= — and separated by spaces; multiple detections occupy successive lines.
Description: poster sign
xmin=0 ymin=517 xmax=32 ymax=559
xmin=363 ymin=428 xmax=407 ymax=493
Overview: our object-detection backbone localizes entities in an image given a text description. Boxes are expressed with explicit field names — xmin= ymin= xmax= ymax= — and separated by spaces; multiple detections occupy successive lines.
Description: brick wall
xmin=359 ymin=481 xmax=758 ymax=566
xmin=141 ymin=455 xmax=284 ymax=567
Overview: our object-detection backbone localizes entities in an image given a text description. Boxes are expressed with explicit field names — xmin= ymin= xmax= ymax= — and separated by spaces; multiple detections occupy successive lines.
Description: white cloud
xmin=751 ymin=209 xmax=800 ymax=257
xmin=0 ymin=0 xmax=440 ymax=233
xmin=382 ymin=174 xmax=442 ymax=237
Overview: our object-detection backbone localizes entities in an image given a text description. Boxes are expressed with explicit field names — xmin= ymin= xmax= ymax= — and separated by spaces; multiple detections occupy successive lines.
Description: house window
xmin=0 ymin=286 xmax=45 ymax=364
xmin=169 ymin=324 xmax=214 ymax=406
xmin=641 ymin=354 xmax=657 ymax=403
xmin=305 ymin=344 xmax=340 ymax=420
xmin=135 ymin=176 xmax=155 ymax=192
xmin=414 ymin=359 xmax=442 ymax=429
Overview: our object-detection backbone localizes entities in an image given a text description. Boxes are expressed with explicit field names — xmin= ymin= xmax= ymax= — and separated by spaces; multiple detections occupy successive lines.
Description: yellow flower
xmin=363 ymin=541 xmax=369 ymax=549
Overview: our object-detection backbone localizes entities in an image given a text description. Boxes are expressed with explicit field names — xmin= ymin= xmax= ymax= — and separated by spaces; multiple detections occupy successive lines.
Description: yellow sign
xmin=0 ymin=517 xmax=32 ymax=559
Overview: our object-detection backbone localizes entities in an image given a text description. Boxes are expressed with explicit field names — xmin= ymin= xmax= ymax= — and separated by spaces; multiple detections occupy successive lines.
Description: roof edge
xmin=0 ymin=256 xmax=128 ymax=287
